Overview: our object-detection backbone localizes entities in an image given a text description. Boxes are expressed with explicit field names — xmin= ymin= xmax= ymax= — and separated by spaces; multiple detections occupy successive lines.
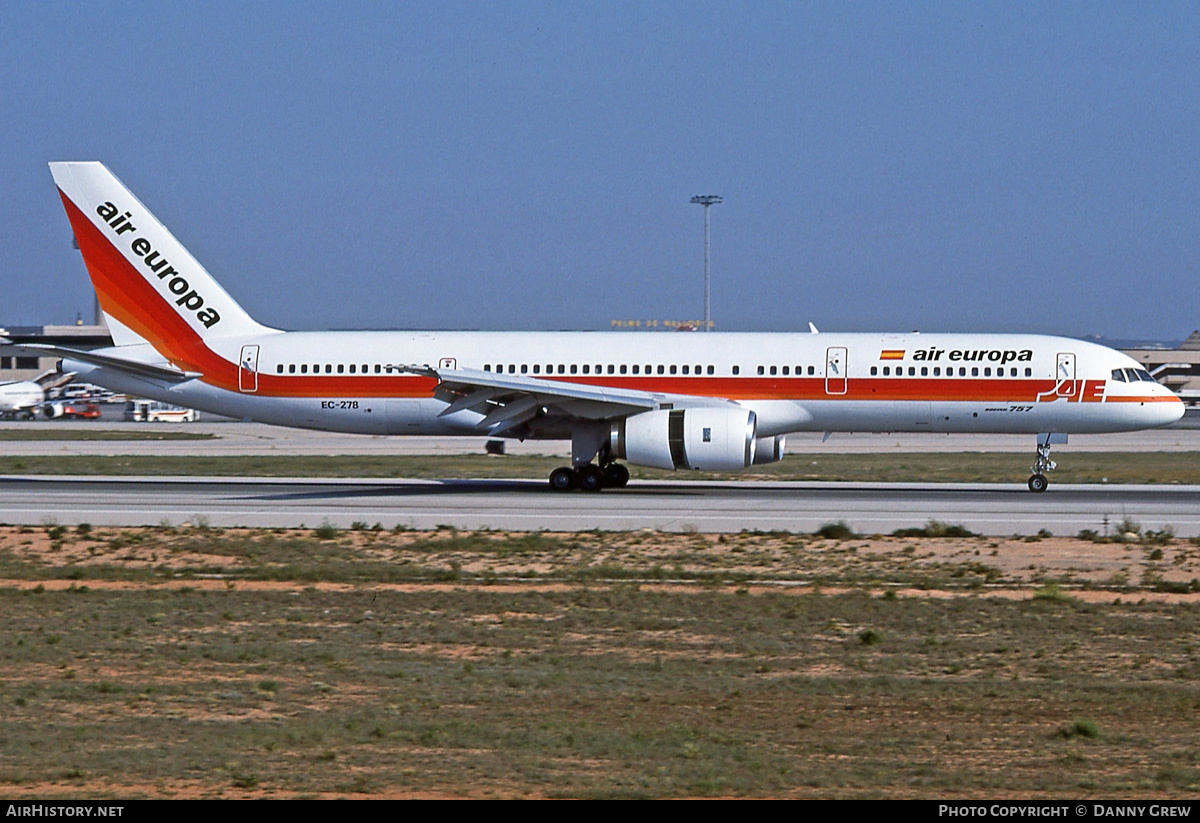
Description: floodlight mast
xmin=690 ymin=195 xmax=722 ymax=331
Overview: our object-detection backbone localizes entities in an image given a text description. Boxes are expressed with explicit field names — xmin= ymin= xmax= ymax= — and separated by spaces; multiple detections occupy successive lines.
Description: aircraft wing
xmin=392 ymin=364 xmax=729 ymax=433
xmin=14 ymin=344 xmax=200 ymax=383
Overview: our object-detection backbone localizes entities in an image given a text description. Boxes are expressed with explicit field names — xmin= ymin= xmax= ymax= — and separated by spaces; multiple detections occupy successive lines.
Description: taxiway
xmin=2 ymin=476 xmax=1197 ymax=536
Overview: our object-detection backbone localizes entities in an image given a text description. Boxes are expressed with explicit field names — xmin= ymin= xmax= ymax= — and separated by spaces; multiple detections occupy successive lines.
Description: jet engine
xmin=43 ymin=403 xmax=64 ymax=419
xmin=752 ymin=434 xmax=786 ymax=465
xmin=609 ymin=407 xmax=757 ymax=471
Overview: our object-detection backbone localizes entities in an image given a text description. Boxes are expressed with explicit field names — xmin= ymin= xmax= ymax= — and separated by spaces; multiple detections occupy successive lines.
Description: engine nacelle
xmin=752 ymin=434 xmax=786 ymax=465
xmin=43 ymin=403 xmax=64 ymax=419
xmin=610 ymin=407 xmax=757 ymax=471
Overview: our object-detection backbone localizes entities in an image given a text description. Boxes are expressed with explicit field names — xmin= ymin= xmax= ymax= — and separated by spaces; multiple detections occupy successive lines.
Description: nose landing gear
xmin=1028 ymin=435 xmax=1062 ymax=493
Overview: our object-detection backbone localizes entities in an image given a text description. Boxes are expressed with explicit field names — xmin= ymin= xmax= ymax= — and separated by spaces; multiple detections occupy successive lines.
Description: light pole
xmin=690 ymin=195 xmax=722 ymax=331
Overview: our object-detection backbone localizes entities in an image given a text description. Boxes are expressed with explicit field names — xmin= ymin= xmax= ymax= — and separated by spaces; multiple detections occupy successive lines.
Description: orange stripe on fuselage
xmin=237 ymin=374 xmax=1127 ymax=403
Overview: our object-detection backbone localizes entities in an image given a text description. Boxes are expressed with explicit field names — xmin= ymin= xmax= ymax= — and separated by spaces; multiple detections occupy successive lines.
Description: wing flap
xmin=394 ymin=364 xmax=663 ymax=423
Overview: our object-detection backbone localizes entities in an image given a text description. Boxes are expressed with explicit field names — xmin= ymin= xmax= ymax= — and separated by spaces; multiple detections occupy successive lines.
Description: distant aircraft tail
xmin=49 ymin=162 xmax=275 ymax=362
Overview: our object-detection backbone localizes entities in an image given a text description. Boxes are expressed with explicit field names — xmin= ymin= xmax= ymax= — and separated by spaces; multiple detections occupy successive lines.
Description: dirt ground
xmin=3 ymin=524 xmax=1200 ymax=798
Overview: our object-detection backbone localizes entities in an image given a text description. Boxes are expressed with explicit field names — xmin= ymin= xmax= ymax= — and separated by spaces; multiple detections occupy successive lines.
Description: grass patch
xmin=892 ymin=520 xmax=978 ymax=538
xmin=0 ymin=451 xmax=1199 ymax=484
xmin=0 ymin=429 xmax=215 ymax=441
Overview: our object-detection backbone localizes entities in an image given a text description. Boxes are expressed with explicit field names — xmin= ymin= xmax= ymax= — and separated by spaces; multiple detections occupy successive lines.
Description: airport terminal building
xmin=0 ymin=324 xmax=110 ymax=381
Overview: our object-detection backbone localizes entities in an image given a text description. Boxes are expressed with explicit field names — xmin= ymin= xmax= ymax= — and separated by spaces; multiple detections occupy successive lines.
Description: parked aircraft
xmin=0 ymin=380 xmax=44 ymax=420
xmin=25 ymin=162 xmax=1184 ymax=491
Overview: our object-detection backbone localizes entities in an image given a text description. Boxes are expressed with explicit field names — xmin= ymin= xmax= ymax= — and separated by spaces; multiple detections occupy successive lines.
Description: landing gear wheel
xmin=1028 ymin=437 xmax=1058 ymax=493
xmin=578 ymin=465 xmax=605 ymax=492
xmin=603 ymin=463 xmax=630 ymax=488
xmin=549 ymin=467 xmax=576 ymax=491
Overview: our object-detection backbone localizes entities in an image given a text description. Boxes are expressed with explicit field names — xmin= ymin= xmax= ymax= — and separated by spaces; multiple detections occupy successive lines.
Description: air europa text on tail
xmin=95 ymin=201 xmax=221 ymax=329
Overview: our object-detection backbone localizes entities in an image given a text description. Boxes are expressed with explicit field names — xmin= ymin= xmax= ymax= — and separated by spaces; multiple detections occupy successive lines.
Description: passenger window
xmin=521 ymin=364 xmax=528 ymax=374
xmin=532 ymin=364 xmax=540 ymax=374
xmin=757 ymin=366 xmax=765 ymax=375
xmin=375 ymin=365 xmax=382 ymax=374
xmin=960 ymin=367 xmax=967 ymax=377
xmin=682 ymin=365 xmax=690 ymax=375
xmin=807 ymin=366 xmax=815 ymax=376
xmin=769 ymin=366 xmax=777 ymax=376
xmin=871 ymin=366 xmax=878 ymax=376
xmin=1025 ymin=368 xmax=1032 ymax=377
xmin=670 ymin=365 xmax=677 ymax=375
xmin=582 ymin=365 xmax=590 ymax=374
xmin=694 ymin=365 xmax=701 ymax=374
xmin=301 ymin=365 xmax=308 ymax=374
xmin=337 ymin=364 xmax=345 ymax=374
xmin=632 ymin=365 xmax=639 ymax=375
xmin=707 ymin=366 xmax=714 ymax=375
xmin=933 ymin=367 xmax=940 ymax=376
xmin=984 ymin=367 xmax=991 ymax=377
xmin=921 ymin=367 xmax=928 ymax=376
xmin=883 ymin=366 xmax=890 ymax=376
xmin=732 ymin=366 xmax=740 ymax=375
xmin=276 ymin=364 xmax=283 ymax=374
xmin=570 ymin=365 xmax=578 ymax=374
xmin=288 ymin=364 xmax=296 ymax=374
xmin=657 ymin=365 xmax=665 ymax=375
xmin=782 ymin=366 xmax=789 ymax=375
xmin=608 ymin=365 xmax=615 ymax=374
xmin=620 ymin=365 xmax=627 ymax=375
xmin=972 ymin=367 xmax=979 ymax=377
xmin=349 ymin=365 xmax=355 ymax=373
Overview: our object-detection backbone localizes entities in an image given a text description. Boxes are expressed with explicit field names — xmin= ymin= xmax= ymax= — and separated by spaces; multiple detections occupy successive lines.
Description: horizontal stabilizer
xmin=16 ymin=344 xmax=200 ymax=383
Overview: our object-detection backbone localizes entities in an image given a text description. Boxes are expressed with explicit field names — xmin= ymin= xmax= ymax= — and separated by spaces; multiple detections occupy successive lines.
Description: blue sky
xmin=3 ymin=2 xmax=1198 ymax=340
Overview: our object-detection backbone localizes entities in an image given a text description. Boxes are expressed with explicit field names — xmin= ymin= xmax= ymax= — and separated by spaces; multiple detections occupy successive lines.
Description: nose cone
xmin=1153 ymin=391 xmax=1186 ymax=427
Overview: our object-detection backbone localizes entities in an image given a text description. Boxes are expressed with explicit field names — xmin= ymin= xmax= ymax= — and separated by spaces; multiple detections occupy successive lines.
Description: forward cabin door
xmin=825 ymin=347 xmax=847 ymax=395
xmin=1056 ymin=352 xmax=1077 ymax=398
xmin=239 ymin=345 xmax=260 ymax=393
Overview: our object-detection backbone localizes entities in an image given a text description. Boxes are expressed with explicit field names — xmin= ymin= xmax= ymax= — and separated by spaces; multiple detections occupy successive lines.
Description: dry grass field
xmin=2 ymin=522 xmax=1200 ymax=798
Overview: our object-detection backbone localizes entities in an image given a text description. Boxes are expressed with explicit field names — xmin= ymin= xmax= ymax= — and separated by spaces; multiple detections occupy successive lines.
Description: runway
xmin=2 ymin=419 xmax=1200 ymax=456
xmin=3 ymin=476 xmax=1198 ymax=536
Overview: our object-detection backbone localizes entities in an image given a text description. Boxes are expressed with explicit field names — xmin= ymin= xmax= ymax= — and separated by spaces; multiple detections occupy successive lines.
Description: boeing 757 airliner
xmin=22 ymin=162 xmax=1184 ymax=492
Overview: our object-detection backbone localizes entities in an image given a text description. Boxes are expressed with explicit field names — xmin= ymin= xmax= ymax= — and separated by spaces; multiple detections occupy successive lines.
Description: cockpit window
xmin=1111 ymin=369 xmax=1126 ymax=382
xmin=1134 ymin=369 xmax=1156 ymax=382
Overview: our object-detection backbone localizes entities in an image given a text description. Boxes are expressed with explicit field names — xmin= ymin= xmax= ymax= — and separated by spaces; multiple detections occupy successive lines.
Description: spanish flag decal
xmin=880 ymin=350 xmax=905 ymax=360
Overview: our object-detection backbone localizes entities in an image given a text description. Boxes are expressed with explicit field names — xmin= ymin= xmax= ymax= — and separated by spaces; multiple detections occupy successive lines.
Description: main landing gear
xmin=1028 ymin=436 xmax=1060 ymax=493
xmin=548 ymin=461 xmax=630 ymax=492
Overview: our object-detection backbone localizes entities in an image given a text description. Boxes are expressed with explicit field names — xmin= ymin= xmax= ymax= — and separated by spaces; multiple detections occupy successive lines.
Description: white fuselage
xmin=65 ymin=329 xmax=1184 ymax=438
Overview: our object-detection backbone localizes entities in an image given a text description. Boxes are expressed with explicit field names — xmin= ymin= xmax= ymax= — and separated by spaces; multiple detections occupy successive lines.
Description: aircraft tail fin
xmin=49 ymin=162 xmax=275 ymax=356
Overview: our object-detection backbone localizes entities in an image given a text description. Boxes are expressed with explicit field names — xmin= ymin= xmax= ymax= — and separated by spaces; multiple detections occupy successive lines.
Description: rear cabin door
xmin=239 ymin=345 xmax=260 ymax=393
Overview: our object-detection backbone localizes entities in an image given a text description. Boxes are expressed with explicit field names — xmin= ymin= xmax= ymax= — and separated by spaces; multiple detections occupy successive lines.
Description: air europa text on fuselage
xmin=94 ymin=201 xmax=221 ymax=329
xmin=911 ymin=348 xmax=1034 ymax=364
